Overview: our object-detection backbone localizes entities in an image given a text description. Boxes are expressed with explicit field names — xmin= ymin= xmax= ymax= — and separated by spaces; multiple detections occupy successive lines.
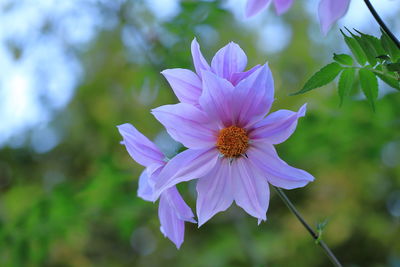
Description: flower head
xmin=117 ymin=123 xmax=195 ymax=248
xmin=161 ymin=39 xmax=261 ymax=106
xmin=245 ymin=0 xmax=351 ymax=35
xmin=152 ymin=46 xmax=314 ymax=226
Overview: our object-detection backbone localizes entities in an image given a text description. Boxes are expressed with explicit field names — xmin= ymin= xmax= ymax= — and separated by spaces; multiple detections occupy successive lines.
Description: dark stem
xmin=273 ymin=186 xmax=343 ymax=267
xmin=363 ymin=0 xmax=400 ymax=49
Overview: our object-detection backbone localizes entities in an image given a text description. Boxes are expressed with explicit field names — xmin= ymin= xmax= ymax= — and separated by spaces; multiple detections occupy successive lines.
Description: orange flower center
xmin=216 ymin=126 xmax=249 ymax=158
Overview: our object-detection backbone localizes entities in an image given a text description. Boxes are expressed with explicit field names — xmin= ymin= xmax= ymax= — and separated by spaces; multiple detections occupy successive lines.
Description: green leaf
xmin=351 ymin=32 xmax=378 ymax=66
xmin=338 ymin=68 xmax=355 ymax=105
xmin=386 ymin=63 xmax=400 ymax=72
xmin=359 ymin=68 xmax=378 ymax=110
xmin=381 ymin=29 xmax=400 ymax=61
xmin=333 ymin=53 xmax=353 ymax=66
xmin=355 ymin=30 xmax=386 ymax=56
xmin=292 ymin=62 xmax=343 ymax=95
xmin=375 ymin=65 xmax=400 ymax=91
xmin=341 ymin=30 xmax=367 ymax=66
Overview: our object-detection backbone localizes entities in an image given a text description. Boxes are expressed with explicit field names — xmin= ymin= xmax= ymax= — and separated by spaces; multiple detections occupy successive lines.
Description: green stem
xmin=273 ymin=186 xmax=343 ymax=267
xmin=352 ymin=67 xmax=398 ymax=80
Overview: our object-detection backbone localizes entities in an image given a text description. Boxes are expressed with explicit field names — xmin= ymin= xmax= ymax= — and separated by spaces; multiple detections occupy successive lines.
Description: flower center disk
xmin=216 ymin=126 xmax=249 ymax=158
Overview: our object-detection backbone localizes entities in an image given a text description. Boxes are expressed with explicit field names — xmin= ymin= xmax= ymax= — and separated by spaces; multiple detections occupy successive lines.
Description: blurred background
xmin=0 ymin=0 xmax=399 ymax=266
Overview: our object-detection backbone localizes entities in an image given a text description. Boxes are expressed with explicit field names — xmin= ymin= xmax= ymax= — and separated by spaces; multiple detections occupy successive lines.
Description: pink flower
xmin=117 ymin=123 xmax=195 ymax=248
xmin=161 ymin=39 xmax=261 ymax=106
xmin=318 ymin=0 xmax=351 ymax=35
xmin=246 ymin=0 xmax=294 ymax=17
xmin=152 ymin=45 xmax=314 ymax=226
xmin=245 ymin=0 xmax=351 ymax=35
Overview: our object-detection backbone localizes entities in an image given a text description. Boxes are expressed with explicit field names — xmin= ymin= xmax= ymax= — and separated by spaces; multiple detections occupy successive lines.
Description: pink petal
xmin=117 ymin=123 xmax=164 ymax=167
xmin=249 ymin=104 xmax=306 ymax=144
xmin=211 ymin=42 xmax=247 ymax=81
xmin=199 ymin=70 xmax=235 ymax=127
xmin=232 ymin=157 xmax=270 ymax=221
xmin=161 ymin=68 xmax=202 ymax=105
xmin=273 ymin=0 xmax=294 ymax=15
xmin=163 ymin=187 xmax=196 ymax=223
xmin=248 ymin=143 xmax=314 ymax=189
xmin=191 ymin=38 xmax=211 ymax=78
xmin=245 ymin=0 xmax=271 ymax=17
xmin=318 ymin=0 xmax=351 ymax=35
xmin=230 ymin=64 xmax=261 ymax=86
xmin=152 ymin=103 xmax=218 ymax=149
xmin=153 ymin=148 xmax=219 ymax=198
xmin=196 ymin=158 xmax=234 ymax=226
xmin=158 ymin=193 xmax=185 ymax=249
xmin=138 ymin=169 xmax=157 ymax=202
xmin=233 ymin=64 xmax=275 ymax=128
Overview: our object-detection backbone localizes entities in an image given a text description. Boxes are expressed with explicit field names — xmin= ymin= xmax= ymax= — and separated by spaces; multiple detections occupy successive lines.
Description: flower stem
xmin=363 ymin=0 xmax=400 ymax=49
xmin=273 ymin=186 xmax=343 ymax=267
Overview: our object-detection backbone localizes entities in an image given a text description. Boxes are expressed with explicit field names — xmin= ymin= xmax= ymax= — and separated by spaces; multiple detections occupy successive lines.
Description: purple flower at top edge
xmin=318 ymin=0 xmax=351 ymax=35
xmin=117 ymin=123 xmax=196 ymax=249
xmin=245 ymin=0 xmax=351 ymax=35
xmin=152 ymin=53 xmax=315 ymax=226
xmin=161 ymin=39 xmax=261 ymax=106
xmin=246 ymin=0 xmax=294 ymax=17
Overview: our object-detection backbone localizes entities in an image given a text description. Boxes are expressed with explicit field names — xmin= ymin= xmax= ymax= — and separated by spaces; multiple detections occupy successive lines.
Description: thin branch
xmin=363 ymin=0 xmax=400 ymax=49
xmin=273 ymin=186 xmax=343 ymax=267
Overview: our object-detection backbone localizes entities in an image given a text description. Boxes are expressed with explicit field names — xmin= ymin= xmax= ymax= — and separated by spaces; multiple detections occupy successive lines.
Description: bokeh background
xmin=1 ymin=0 xmax=400 ymax=266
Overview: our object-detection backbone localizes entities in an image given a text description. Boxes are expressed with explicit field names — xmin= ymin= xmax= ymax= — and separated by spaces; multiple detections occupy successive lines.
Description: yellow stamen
xmin=216 ymin=126 xmax=249 ymax=158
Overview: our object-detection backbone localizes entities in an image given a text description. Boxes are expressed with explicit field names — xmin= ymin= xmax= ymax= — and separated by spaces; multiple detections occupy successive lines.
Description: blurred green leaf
xmin=292 ymin=62 xmax=342 ymax=95
xmin=338 ymin=68 xmax=355 ymax=105
xmin=359 ymin=68 xmax=378 ymax=110
xmin=341 ymin=30 xmax=367 ymax=66
xmin=333 ymin=53 xmax=353 ymax=66
xmin=385 ymin=63 xmax=400 ymax=72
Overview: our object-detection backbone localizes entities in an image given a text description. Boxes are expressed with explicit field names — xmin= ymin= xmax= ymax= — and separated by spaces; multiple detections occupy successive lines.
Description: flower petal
xmin=233 ymin=64 xmax=275 ymax=128
xmin=248 ymin=143 xmax=314 ymax=189
xmin=161 ymin=68 xmax=202 ymax=105
xmin=196 ymin=158 xmax=234 ymax=226
xmin=163 ymin=187 xmax=196 ymax=223
xmin=211 ymin=42 xmax=247 ymax=81
xmin=152 ymin=103 xmax=218 ymax=149
xmin=246 ymin=0 xmax=271 ymax=17
xmin=117 ymin=123 xmax=164 ymax=167
xmin=191 ymin=38 xmax=211 ymax=78
xmin=232 ymin=157 xmax=270 ymax=221
xmin=153 ymin=148 xmax=218 ymax=198
xmin=138 ymin=169 xmax=156 ymax=202
xmin=158 ymin=193 xmax=185 ymax=249
xmin=199 ymin=70 xmax=235 ymax=127
xmin=273 ymin=0 xmax=294 ymax=15
xmin=230 ymin=64 xmax=261 ymax=86
xmin=318 ymin=0 xmax=351 ymax=35
xmin=249 ymin=104 xmax=306 ymax=144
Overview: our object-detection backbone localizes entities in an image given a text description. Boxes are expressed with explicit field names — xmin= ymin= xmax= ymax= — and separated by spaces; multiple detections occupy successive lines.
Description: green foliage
xmin=338 ymin=68 xmax=355 ymax=105
xmin=359 ymin=68 xmax=378 ymax=110
xmin=315 ymin=220 xmax=329 ymax=245
xmin=294 ymin=28 xmax=400 ymax=109
xmin=291 ymin=63 xmax=342 ymax=95
xmin=333 ymin=53 xmax=353 ymax=66
xmin=381 ymin=29 xmax=400 ymax=61
xmin=341 ymin=30 xmax=367 ymax=66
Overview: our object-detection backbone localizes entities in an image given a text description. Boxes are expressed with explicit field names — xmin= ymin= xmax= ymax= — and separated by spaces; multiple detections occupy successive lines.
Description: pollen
xmin=216 ymin=126 xmax=249 ymax=158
